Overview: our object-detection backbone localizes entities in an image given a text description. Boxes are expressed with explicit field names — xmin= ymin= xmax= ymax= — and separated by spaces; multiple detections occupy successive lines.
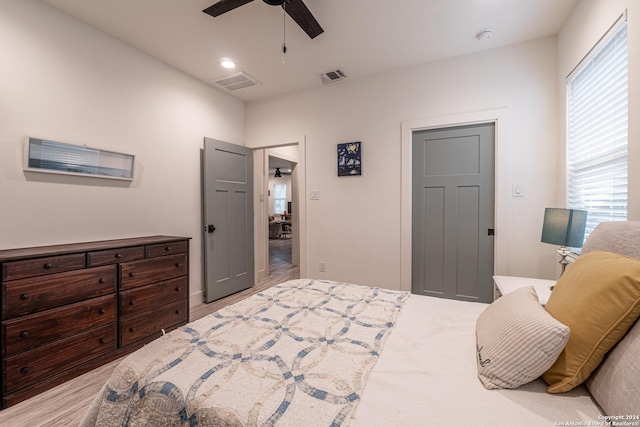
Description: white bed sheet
xmin=350 ymin=294 xmax=603 ymax=427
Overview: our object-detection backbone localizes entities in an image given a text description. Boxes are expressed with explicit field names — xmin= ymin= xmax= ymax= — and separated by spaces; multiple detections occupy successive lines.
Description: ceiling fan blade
xmin=203 ymin=0 xmax=255 ymax=17
xmin=284 ymin=0 xmax=323 ymax=39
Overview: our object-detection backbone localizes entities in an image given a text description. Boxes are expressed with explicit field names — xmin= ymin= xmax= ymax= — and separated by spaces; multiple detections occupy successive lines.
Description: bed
xmin=81 ymin=222 xmax=640 ymax=426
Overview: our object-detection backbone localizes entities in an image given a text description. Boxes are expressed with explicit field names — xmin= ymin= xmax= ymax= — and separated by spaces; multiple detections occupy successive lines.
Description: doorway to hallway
xmin=267 ymin=154 xmax=299 ymax=281
xmin=253 ymin=146 xmax=302 ymax=284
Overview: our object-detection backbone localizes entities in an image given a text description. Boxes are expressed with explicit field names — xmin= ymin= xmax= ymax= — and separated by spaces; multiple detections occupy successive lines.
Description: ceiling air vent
xmin=211 ymin=71 xmax=260 ymax=92
xmin=320 ymin=68 xmax=347 ymax=84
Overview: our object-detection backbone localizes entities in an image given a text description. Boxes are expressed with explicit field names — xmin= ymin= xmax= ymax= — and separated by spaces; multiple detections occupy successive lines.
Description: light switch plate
xmin=513 ymin=183 xmax=523 ymax=197
xmin=310 ymin=190 xmax=320 ymax=200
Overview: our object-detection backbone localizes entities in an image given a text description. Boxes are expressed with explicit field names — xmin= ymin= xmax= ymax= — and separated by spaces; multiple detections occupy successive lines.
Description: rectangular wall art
xmin=24 ymin=137 xmax=135 ymax=180
xmin=337 ymin=141 xmax=362 ymax=176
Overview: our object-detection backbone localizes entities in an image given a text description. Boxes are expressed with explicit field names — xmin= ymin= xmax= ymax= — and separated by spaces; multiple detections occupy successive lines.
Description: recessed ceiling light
xmin=475 ymin=29 xmax=494 ymax=42
xmin=221 ymin=58 xmax=236 ymax=69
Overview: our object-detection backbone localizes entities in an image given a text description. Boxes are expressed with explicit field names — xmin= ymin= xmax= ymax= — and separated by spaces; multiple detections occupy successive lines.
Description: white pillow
xmin=476 ymin=286 xmax=570 ymax=389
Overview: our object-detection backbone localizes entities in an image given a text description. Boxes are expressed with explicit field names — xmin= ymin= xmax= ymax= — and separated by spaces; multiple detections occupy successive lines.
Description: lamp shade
xmin=541 ymin=208 xmax=588 ymax=248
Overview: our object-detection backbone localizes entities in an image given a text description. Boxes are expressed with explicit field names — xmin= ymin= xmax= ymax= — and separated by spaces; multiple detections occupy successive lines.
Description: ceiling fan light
xmin=263 ymin=0 xmax=286 ymax=5
xmin=275 ymin=167 xmax=282 ymax=178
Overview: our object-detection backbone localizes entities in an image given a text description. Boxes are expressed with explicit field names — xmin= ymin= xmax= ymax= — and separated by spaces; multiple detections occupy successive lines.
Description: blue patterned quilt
xmin=80 ymin=279 xmax=409 ymax=426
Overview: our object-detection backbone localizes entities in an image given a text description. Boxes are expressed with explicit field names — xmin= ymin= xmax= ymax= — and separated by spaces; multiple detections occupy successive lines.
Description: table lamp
xmin=541 ymin=208 xmax=587 ymax=275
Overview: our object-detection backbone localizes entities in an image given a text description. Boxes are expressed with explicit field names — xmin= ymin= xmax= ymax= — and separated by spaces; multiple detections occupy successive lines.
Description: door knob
xmin=207 ymin=224 xmax=216 ymax=233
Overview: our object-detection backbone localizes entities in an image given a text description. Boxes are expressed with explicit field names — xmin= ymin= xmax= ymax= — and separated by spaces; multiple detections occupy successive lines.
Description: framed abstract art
xmin=337 ymin=141 xmax=362 ymax=176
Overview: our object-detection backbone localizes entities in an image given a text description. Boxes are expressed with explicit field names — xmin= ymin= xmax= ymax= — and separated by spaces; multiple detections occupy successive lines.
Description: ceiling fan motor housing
xmin=263 ymin=0 xmax=287 ymax=5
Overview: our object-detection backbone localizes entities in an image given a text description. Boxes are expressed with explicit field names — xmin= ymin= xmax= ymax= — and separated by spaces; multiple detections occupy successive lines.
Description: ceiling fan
xmin=203 ymin=0 xmax=324 ymax=39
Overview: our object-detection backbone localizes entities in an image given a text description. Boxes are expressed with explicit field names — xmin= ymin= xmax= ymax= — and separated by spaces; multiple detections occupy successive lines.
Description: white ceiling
xmin=41 ymin=0 xmax=578 ymax=103
xmin=270 ymin=156 xmax=294 ymax=170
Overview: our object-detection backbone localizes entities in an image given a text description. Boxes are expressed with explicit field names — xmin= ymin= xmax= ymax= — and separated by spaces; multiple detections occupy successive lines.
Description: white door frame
xmin=400 ymin=110 xmax=509 ymax=292
xmin=249 ymin=135 xmax=307 ymax=283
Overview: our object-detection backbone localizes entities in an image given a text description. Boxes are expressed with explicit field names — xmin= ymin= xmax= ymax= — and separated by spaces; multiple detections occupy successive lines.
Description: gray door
xmin=412 ymin=123 xmax=494 ymax=303
xmin=203 ymin=137 xmax=254 ymax=302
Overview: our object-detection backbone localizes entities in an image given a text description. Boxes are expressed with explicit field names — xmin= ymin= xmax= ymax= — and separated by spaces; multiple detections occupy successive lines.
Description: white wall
xmin=6 ymin=1 xmax=618 ymax=298
xmin=246 ymin=37 xmax=561 ymax=288
xmin=557 ymin=0 xmax=640 ymax=220
xmin=0 ymin=0 xmax=245 ymax=306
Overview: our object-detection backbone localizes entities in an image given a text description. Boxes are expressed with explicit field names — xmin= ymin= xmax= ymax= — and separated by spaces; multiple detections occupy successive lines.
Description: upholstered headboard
xmin=581 ymin=221 xmax=640 ymax=259
xmin=581 ymin=221 xmax=640 ymax=416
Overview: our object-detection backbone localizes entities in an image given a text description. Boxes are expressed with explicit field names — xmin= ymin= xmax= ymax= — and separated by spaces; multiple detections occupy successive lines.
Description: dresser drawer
xmin=119 ymin=298 xmax=187 ymax=347
xmin=2 ymin=253 xmax=86 ymax=281
xmin=2 ymin=265 xmax=116 ymax=319
xmin=3 ymin=323 xmax=116 ymax=394
xmin=119 ymin=254 xmax=187 ymax=290
xmin=87 ymin=246 xmax=145 ymax=267
xmin=145 ymin=241 xmax=188 ymax=258
xmin=119 ymin=277 xmax=187 ymax=317
xmin=2 ymin=295 xmax=116 ymax=357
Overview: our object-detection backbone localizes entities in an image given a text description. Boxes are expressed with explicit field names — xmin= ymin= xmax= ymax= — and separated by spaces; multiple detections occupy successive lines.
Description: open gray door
xmin=203 ymin=137 xmax=254 ymax=302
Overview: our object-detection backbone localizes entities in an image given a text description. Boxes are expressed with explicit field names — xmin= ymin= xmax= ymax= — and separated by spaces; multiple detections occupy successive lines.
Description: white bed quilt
xmin=351 ymin=295 xmax=604 ymax=426
xmin=81 ymin=279 xmax=604 ymax=426
xmin=80 ymin=279 xmax=409 ymax=426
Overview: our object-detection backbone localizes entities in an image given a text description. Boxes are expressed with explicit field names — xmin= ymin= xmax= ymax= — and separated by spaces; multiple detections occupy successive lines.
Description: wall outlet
xmin=319 ymin=261 xmax=326 ymax=272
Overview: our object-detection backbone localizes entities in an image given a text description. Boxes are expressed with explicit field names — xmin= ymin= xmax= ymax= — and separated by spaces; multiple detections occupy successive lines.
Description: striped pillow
xmin=476 ymin=286 xmax=570 ymax=389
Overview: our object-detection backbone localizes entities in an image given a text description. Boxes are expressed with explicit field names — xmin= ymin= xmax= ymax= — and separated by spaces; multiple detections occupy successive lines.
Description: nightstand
xmin=493 ymin=275 xmax=556 ymax=306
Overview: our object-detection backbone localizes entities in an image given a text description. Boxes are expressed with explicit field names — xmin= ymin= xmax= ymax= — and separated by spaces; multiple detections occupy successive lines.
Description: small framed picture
xmin=337 ymin=141 xmax=361 ymax=176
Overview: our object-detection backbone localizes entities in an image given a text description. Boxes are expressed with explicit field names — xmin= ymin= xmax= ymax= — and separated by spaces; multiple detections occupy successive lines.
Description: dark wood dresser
xmin=0 ymin=235 xmax=190 ymax=408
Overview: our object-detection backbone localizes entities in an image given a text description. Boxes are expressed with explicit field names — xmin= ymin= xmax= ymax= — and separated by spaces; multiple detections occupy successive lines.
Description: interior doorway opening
xmin=267 ymin=155 xmax=299 ymax=281
xmin=253 ymin=142 xmax=305 ymax=285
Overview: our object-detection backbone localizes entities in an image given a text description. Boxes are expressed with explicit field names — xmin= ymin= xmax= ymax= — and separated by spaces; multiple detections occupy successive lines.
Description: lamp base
xmin=558 ymin=245 xmax=569 ymax=275
xmin=548 ymin=247 xmax=570 ymax=291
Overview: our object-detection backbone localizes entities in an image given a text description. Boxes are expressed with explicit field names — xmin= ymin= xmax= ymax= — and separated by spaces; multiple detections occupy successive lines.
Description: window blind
xmin=567 ymin=17 xmax=628 ymax=241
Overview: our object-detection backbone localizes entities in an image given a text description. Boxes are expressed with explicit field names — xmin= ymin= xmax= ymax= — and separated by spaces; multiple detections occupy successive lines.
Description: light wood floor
xmin=0 ymin=238 xmax=299 ymax=426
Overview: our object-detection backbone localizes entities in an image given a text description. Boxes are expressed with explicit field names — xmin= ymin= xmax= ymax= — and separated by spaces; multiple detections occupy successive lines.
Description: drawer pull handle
xmin=21 ymin=367 xmax=29 ymax=375
xmin=175 ymin=310 xmax=181 ymax=315
xmin=165 ymin=246 xmax=171 ymax=251
xmin=20 ymin=293 xmax=29 ymax=300
xmin=129 ymin=327 xmax=135 ymax=333
xmin=175 ymin=263 xmax=182 ymax=268
xmin=115 ymin=253 xmax=122 ymax=259
xmin=20 ymin=331 xmax=29 ymax=338
xmin=99 ymin=338 xmax=106 ymax=344
xmin=129 ymin=272 xmax=135 ymax=277
xmin=175 ymin=287 xmax=181 ymax=292
xmin=129 ymin=300 xmax=135 ymax=306
xmin=99 ymin=309 xmax=106 ymax=314
xmin=99 ymin=278 xmax=106 ymax=284
xmin=44 ymin=263 xmax=52 ymax=269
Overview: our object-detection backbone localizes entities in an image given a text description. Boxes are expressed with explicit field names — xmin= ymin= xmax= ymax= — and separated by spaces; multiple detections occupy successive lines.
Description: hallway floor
xmin=190 ymin=237 xmax=299 ymax=320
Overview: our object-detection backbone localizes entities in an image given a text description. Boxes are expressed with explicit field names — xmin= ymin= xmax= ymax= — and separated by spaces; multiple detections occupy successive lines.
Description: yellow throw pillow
xmin=543 ymin=250 xmax=640 ymax=393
